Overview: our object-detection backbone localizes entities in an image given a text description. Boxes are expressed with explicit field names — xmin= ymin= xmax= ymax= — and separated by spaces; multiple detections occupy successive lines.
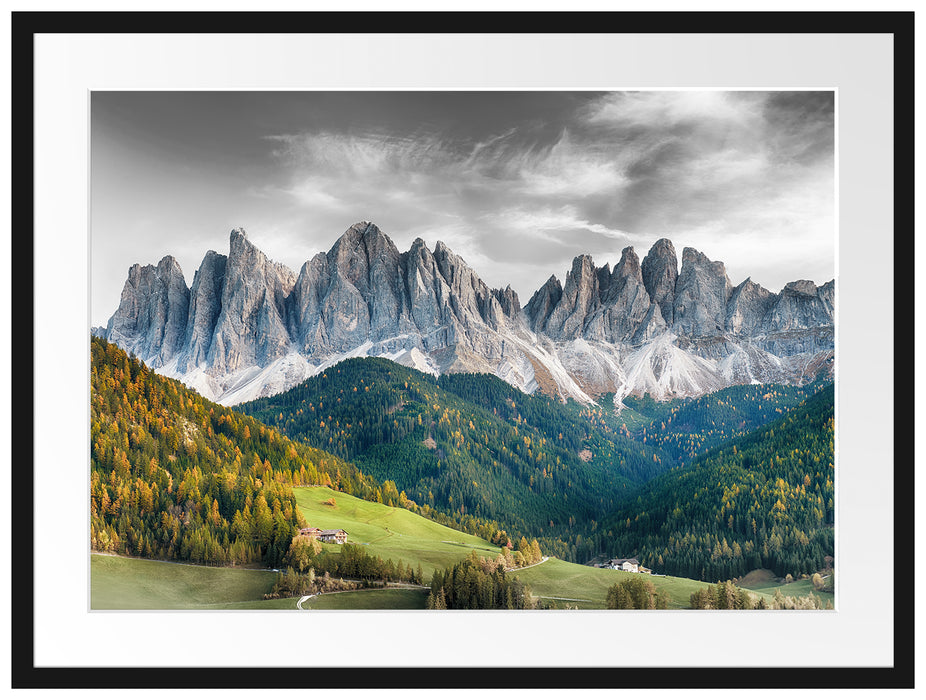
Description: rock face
xmin=492 ymin=285 xmax=521 ymax=318
xmin=289 ymin=222 xmax=409 ymax=355
xmin=101 ymin=223 xmax=835 ymax=405
xmin=286 ymin=222 xmax=516 ymax=362
xmin=206 ymin=228 xmax=296 ymax=375
xmin=761 ymin=280 xmax=834 ymax=333
xmin=587 ymin=246 xmax=664 ymax=344
xmin=641 ymin=238 xmax=678 ymax=325
xmin=725 ymin=278 xmax=775 ymax=337
xmin=524 ymin=275 xmax=563 ymax=330
xmin=177 ymin=250 xmax=226 ymax=373
xmin=672 ymin=247 xmax=733 ymax=337
xmin=105 ymin=255 xmax=190 ymax=369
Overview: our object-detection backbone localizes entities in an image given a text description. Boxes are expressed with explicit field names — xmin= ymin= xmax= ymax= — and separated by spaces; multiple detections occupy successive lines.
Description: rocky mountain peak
xmin=614 ymin=246 xmax=643 ymax=281
xmin=596 ymin=262 xmax=612 ymax=295
xmin=492 ymin=285 xmax=521 ymax=317
xmin=228 ymin=227 xmax=250 ymax=253
xmin=584 ymin=245 xmax=660 ymax=343
xmin=177 ymin=250 xmax=227 ymax=373
xmin=570 ymin=254 xmax=597 ymax=279
xmin=104 ymin=255 xmax=190 ymax=369
xmin=760 ymin=277 xmax=834 ymax=338
xmin=782 ymin=279 xmax=818 ymax=296
xmin=524 ymin=275 xmax=563 ymax=332
xmin=156 ymin=254 xmax=183 ymax=273
xmin=641 ymin=238 xmax=678 ymax=325
xmin=673 ymin=246 xmax=732 ymax=336
xmin=405 ymin=237 xmax=433 ymax=268
xmin=102 ymin=227 xmax=834 ymax=407
xmin=206 ymin=229 xmax=296 ymax=374
xmin=539 ymin=254 xmax=602 ymax=339
xmin=330 ymin=221 xmax=400 ymax=266
xmin=726 ymin=276 xmax=775 ymax=336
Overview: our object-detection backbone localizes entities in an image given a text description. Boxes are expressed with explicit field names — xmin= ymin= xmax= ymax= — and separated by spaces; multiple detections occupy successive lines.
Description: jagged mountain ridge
xmin=99 ymin=222 xmax=834 ymax=406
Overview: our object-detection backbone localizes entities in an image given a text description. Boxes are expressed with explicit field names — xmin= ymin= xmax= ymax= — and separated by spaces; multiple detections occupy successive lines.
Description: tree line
xmin=426 ymin=551 xmax=544 ymax=610
xmin=689 ymin=580 xmax=830 ymax=610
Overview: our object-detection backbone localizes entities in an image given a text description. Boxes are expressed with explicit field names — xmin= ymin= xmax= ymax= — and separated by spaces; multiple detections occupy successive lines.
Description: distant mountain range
xmin=95 ymin=221 xmax=834 ymax=405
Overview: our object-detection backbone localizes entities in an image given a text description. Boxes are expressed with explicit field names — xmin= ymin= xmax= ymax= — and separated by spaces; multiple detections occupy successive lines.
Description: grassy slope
xmin=510 ymin=557 xmax=771 ymax=610
xmin=91 ymin=554 xmax=428 ymax=610
xmin=91 ymin=554 xmax=277 ymax=609
xmin=294 ymin=486 xmax=502 ymax=578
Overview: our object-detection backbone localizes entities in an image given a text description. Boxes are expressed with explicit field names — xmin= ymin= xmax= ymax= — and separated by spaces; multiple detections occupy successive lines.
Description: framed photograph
xmin=13 ymin=9 xmax=912 ymax=690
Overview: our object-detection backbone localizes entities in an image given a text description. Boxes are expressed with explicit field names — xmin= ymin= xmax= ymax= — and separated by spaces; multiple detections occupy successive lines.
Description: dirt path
xmin=507 ymin=556 xmax=549 ymax=572
xmin=296 ymin=585 xmax=429 ymax=609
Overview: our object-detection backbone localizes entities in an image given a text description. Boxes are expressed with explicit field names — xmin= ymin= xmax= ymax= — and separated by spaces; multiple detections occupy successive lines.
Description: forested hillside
xmin=91 ymin=337 xmax=383 ymax=567
xmin=599 ymin=385 xmax=835 ymax=580
xmin=92 ymin=337 xmax=572 ymax=570
xmin=92 ymin=337 xmax=506 ymax=568
xmin=239 ymin=358 xmax=672 ymax=560
xmin=616 ymin=381 xmax=829 ymax=462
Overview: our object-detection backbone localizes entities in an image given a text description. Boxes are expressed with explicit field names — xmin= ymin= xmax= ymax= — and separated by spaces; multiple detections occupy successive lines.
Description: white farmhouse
xmin=603 ymin=557 xmax=645 ymax=573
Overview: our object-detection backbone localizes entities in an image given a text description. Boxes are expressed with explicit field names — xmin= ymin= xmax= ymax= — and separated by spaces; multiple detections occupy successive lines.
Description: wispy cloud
xmin=254 ymin=92 xmax=832 ymax=300
xmin=490 ymin=205 xmax=631 ymax=241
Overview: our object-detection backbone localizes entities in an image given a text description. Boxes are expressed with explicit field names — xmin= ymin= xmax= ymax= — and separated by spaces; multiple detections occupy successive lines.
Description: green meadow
xmin=293 ymin=486 xmax=503 ymax=578
xmin=91 ymin=554 xmax=277 ymax=609
xmin=91 ymin=554 xmax=428 ymax=610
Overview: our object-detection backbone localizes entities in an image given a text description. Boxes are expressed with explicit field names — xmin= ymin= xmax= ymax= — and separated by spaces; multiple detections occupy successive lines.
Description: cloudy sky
xmin=91 ymin=91 xmax=834 ymax=326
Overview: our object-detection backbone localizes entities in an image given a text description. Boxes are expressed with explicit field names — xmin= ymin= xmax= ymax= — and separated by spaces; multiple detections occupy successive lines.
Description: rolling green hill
xmin=91 ymin=554 xmax=278 ymax=609
xmin=293 ymin=486 xmax=503 ymax=578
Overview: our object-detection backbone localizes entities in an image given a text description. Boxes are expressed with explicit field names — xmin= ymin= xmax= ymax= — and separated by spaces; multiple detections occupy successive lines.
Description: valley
xmin=93 ymin=485 xmax=778 ymax=610
xmin=90 ymin=287 xmax=835 ymax=611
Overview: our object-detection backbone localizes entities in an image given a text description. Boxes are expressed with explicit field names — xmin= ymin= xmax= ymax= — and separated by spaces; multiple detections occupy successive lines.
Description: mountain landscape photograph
xmin=90 ymin=90 xmax=835 ymax=611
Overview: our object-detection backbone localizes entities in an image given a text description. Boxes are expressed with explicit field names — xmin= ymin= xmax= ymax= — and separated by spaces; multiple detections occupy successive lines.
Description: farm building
xmin=318 ymin=529 xmax=348 ymax=544
xmin=298 ymin=526 xmax=348 ymax=544
xmin=603 ymin=557 xmax=651 ymax=573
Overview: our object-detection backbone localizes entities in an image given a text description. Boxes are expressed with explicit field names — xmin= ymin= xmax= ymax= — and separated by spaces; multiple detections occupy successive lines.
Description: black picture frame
xmin=11 ymin=10 xmax=914 ymax=691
